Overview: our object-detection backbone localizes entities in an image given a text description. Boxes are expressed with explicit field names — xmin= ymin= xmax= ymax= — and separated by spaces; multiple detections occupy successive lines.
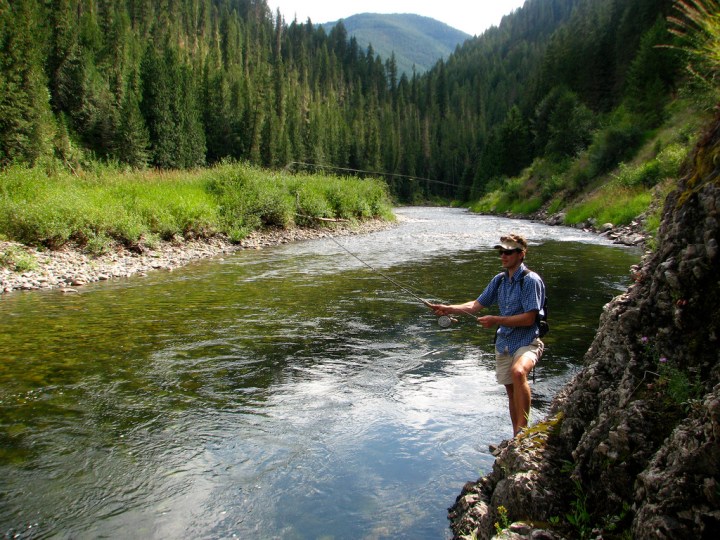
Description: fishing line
xmin=327 ymin=234 xmax=433 ymax=306
xmin=286 ymin=162 xmax=459 ymax=189
xmin=326 ymin=234 xmax=478 ymax=328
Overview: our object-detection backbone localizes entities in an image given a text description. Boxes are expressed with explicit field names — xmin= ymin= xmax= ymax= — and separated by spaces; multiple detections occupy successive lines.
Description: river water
xmin=0 ymin=207 xmax=640 ymax=539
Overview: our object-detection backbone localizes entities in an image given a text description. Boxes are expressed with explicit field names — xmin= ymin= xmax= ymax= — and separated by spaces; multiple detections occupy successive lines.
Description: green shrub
xmin=0 ymin=245 xmax=37 ymax=272
xmin=587 ymin=121 xmax=644 ymax=178
xmin=613 ymin=142 xmax=689 ymax=188
xmin=83 ymin=231 xmax=113 ymax=255
xmin=504 ymin=177 xmax=525 ymax=200
xmin=468 ymin=190 xmax=504 ymax=213
xmin=290 ymin=183 xmax=333 ymax=225
xmin=0 ymin=162 xmax=393 ymax=248
xmin=208 ymin=165 xmax=295 ymax=230
xmin=541 ymin=174 xmax=567 ymax=201
xmin=656 ymin=142 xmax=689 ymax=177
xmin=1 ymin=198 xmax=79 ymax=248
xmin=613 ymin=161 xmax=661 ymax=188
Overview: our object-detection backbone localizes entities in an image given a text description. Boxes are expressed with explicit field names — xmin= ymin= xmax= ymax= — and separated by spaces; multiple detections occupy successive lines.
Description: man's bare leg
xmin=504 ymin=384 xmax=519 ymax=434
xmin=507 ymin=355 xmax=535 ymax=435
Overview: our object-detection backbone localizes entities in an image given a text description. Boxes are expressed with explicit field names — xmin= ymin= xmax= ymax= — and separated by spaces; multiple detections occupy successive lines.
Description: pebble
xmin=1 ymin=220 xmax=397 ymax=295
xmin=536 ymin=212 xmax=651 ymax=248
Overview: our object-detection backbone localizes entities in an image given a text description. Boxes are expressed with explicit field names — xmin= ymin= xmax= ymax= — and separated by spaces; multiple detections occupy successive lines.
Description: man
xmin=428 ymin=234 xmax=545 ymax=436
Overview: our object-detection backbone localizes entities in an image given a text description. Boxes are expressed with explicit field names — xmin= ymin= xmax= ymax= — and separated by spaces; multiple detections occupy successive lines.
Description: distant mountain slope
xmin=321 ymin=13 xmax=470 ymax=75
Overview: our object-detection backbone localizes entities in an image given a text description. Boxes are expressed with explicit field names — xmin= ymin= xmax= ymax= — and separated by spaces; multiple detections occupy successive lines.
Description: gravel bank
xmin=1 ymin=208 xmax=649 ymax=295
xmin=1 ymin=219 xmax=397 ymax=294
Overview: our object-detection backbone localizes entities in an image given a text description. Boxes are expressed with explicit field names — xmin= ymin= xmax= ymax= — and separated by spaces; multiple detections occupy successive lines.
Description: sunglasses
xmin=499 ymin=249 xmax=521 ymax=256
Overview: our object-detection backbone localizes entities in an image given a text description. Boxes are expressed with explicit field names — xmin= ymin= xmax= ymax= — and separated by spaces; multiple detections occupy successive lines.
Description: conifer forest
xmin=0 ymin=0 xmax=697 ymax=202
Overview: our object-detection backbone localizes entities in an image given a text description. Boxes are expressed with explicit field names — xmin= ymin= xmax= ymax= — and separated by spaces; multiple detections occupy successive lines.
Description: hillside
xmin=321 ymin=13 xmax=470 ymax=75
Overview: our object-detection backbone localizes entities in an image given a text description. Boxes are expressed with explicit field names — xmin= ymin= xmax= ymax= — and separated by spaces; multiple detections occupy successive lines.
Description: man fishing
xmin=428 ymin=234 xmax=545 ymax=437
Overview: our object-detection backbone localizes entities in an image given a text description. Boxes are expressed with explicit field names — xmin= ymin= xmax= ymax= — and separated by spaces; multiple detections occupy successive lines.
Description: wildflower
xmin=659 ymin=357 xmax=668 ymax=363
xmin=641 ymin=336 xmax=649 ymax=344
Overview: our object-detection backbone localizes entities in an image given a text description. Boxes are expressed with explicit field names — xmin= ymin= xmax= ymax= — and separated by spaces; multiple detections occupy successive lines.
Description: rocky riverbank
xmin=535 ymin=206 xmax=652 ymax=248
xmin=448 ymin=112 xmax=720 ymax=539
xmin=545 ymin=213 xmax=650 ymax=247
xmin=0 ymin=219 xmax=397 ymax=294
xmin=0 ymin=206 xmax=650 ymax=296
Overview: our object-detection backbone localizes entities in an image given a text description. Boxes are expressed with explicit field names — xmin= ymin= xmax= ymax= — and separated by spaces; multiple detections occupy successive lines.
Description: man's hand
xmin=478 ymin=315 xmax=498 ymax=328
xmin=427 ymin=303 xmax=450 ymax=316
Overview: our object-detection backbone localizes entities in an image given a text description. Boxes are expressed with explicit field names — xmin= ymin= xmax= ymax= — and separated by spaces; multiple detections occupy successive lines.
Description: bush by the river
xmin=0 ymin=162 xmax=394 ymax=253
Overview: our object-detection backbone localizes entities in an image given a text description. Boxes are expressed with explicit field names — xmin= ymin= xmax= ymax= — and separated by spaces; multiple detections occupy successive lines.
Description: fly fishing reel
xmin=437 ymin=315 xmax=458 ymax=328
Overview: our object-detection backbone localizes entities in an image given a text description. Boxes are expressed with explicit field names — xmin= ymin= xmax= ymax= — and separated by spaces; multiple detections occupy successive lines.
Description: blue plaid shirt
xmin=477 ymin=263 xmax=545 ymax=355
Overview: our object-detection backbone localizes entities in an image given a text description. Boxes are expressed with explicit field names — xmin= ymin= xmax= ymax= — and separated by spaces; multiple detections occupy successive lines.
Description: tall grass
xmin=668 ymin=0 xmax=720 ymax=105
xmin=0 ymin=162 xmax=394 ymax=250
xmin=564 ymin=188 xmax=652 ymax=226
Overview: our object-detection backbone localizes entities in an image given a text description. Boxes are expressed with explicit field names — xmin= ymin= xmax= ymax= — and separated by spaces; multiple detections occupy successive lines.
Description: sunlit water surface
xmin=0 ymin=207 xmax=640 ymax=539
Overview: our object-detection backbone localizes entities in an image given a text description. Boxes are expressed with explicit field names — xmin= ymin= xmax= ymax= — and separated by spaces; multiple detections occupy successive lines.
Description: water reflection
xmin=0 ymin=207 xmax=640 ymax=539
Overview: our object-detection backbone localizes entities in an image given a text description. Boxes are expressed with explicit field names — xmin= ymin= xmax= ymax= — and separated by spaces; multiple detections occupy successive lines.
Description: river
xmin=0 ymin=207 xmax=640 ymax=539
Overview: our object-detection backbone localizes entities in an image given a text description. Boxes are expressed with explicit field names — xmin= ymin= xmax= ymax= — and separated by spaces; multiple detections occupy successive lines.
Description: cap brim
xmin=494 ymin=242 xmax=520 ymax=250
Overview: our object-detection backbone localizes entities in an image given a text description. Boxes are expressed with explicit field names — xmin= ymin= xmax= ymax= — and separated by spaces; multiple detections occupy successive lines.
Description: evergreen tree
xmin=140 ymin=42 xmax=178 ymax=167
xmin=175 ymin=63 xmax=206 ymax=168
xmin=475 ymin=105 xmax=533 ymax=191
xmin=534 ymin=86 xmax=595 ymax=158
xmin=625 ymin=16 xmax=680 ymax=126
xmin=116 ymin=87 xmax=150 ymax=167
xmin=0 ymin=0 xmax=53 ymax=165
xmin=48 ymin=0 xmax=79 ymax=112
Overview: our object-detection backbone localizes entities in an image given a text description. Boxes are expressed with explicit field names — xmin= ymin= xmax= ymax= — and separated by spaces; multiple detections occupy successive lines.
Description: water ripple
xmin=0 ymin=207 xmax=640 ymax=539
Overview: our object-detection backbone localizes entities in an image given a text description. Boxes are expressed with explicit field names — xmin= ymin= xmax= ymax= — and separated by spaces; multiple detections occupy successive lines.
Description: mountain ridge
xmin=321 ymin=13 xmax=471 ymax=75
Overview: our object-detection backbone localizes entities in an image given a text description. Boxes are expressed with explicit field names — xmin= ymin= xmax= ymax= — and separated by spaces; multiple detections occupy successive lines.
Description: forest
xmin=0 ymin=0 xmax=716 ymax=212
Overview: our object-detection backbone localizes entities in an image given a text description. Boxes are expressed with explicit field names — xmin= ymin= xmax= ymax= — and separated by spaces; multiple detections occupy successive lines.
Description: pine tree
xmin=0 ymin=0 xmax=53 ymax=165
xmin=625 ymin=17 xmax=679 ymax=127
xmin=175 ymin=63 xmax=206 ymax=168
xmin=140 ymin=43 xmax=177 ymax=167
xmin=534 ymin=86 xmax=594 ymax=158
xmin=116 ymin=87 xmax=149 ymax=168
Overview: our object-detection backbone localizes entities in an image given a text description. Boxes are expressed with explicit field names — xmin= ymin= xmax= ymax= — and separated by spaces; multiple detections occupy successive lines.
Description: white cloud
xmin=267 ymin=0 xmax=527 ymax=36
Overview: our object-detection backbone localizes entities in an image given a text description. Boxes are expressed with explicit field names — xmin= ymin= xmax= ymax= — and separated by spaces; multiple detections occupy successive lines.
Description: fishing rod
xmin=326 ymin=234 xmax=478 ymax=328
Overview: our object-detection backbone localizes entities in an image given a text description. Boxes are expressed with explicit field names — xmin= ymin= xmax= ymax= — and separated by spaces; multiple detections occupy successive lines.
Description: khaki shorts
xmin=495 ymin=339 xmax=544 ymax=386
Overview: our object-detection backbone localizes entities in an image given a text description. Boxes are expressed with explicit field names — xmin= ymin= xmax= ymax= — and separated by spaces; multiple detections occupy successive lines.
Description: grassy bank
xmin=0 ymin=162 xmax=394 ymax=256
xmin=467 ymin=99 xmax=707 ymax=237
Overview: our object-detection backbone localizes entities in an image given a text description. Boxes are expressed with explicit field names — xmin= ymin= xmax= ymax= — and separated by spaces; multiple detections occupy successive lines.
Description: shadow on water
xmin=0 ymin=207 xmax=640 ymax=539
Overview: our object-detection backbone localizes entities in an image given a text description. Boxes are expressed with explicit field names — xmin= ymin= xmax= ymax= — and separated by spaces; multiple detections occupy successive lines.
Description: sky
xmin=266 ymin=0 xmax=528 ymax=37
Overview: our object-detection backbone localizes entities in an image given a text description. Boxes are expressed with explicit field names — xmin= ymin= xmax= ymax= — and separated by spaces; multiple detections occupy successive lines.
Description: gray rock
xmin=449 ymin=113 xmax=720 ymax=540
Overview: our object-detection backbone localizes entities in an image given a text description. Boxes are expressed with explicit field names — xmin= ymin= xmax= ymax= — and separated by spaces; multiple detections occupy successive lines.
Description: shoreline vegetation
xmin=0 ymin=218 xmax=397 ymax=294
xmin=0 ymin=162 xmax=396 ymax=293
xmin=2 ymin=0 xmax=714 ymax=298
xmin=0 ymin=160 xmax=654 ymax=295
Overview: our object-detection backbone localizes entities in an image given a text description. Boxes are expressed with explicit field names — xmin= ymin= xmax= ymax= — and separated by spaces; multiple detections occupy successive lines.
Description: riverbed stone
xmin=0 ymin=220 xmax=398 ymax=295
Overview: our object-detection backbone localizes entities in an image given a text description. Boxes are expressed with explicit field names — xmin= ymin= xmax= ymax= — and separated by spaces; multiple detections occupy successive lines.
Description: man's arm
xmin=428 ymin=300 xmax=483 ymax=316
xmin=478 ymin=310 xmax=538 ymax=329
